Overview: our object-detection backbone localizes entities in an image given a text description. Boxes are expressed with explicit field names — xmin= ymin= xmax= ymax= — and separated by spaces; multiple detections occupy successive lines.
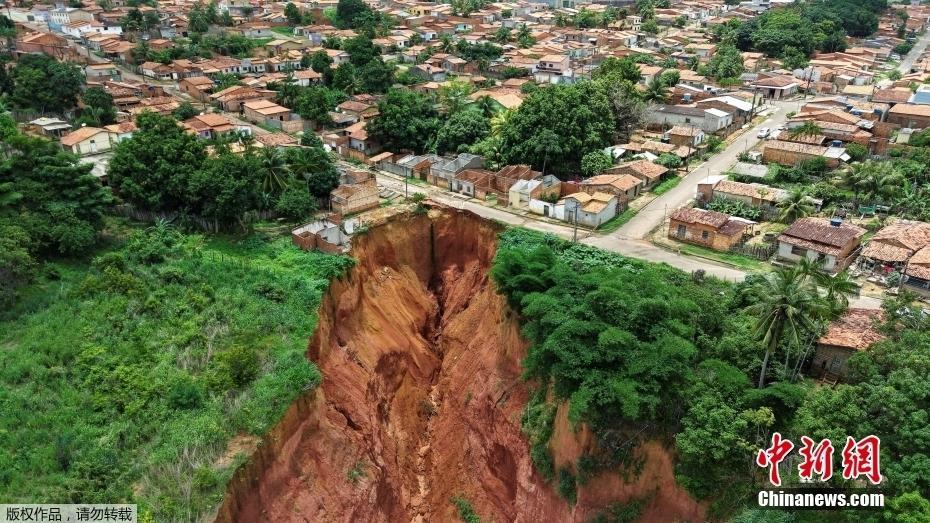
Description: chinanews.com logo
xmin=754 ymin=432 xmax=885 ymax=510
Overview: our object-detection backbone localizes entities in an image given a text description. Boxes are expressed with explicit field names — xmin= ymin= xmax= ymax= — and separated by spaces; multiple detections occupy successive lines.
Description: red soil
xmin=214 ymin=210 xmax=706 ymax=523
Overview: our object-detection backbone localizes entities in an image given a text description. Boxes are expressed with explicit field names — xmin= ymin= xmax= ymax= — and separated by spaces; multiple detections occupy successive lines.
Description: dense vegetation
xmin=0 ymin=107 xmax=113 ymax=305
xmin=713 ymin=0 xmax=887 ymax=66
xmin=0 ymin=222 xmax=352 ymax=520
xmin=492 ymin=228 xmax=929 ymax=519
xmin=107 ymin=112 xmax=338 ymax=229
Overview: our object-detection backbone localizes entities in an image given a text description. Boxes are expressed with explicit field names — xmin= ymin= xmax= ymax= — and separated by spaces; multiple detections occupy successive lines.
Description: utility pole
xmin=572 ymin=205 xmax=579 ymax=242
xmin=404 ymin=173 xmax=408 ymax=199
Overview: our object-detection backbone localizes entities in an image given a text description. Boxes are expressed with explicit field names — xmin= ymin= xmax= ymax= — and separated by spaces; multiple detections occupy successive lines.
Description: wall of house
xmin=529 ymin=199 xmax=564 ymax=220
xmin=811 ymin=344 xmax=855 ymax=378
xmin=777 ymin=241 xmax=839 ymax=271
xmin=669 ymin=220 xmax=738 ymax=251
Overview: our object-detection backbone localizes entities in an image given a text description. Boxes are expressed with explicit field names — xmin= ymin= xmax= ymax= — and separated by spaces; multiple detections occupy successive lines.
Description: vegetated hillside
xmin=0 ymin=221 xmax=352 ymax=521
xmin=492 ymin=228 xmax=930 ymax=520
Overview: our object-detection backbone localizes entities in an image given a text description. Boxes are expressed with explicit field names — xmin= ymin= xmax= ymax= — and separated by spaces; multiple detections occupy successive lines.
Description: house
xmin=887 ymin=103 xmax=930 ymax=129
xmin=812 ymin=309 xmax=884 ymax=380
xmin=647 ymin=104 xmax=732 ymax=133
xmin=85 ymin=63 xmax=121 ymax=82
xmin=242 ymin=99 xmax=302 ymax=132
xmin=345 ymin=121 xmax=381 ymax=159
xmin=428 ymin=153 xmax=484 ymax=187
xmin=60 ymin=126 xmax=114 ymax=156
xmin=210 ymin=85 xmax=276 ymax=112
xmin=508 ymin=175 xmax=561 ymax=208
xmin=182 ymin=114 xmax=238 ymax=140
xmin=579 ymin=174 xmax=644 ymax=206
xmin=179 ymin=76 xmax=215 ymax=102
xmin=382 ymin=153 xmax=441 ymax=181
xmin=903 ymin=245 xmax=930 ymax=297
xmin=762 ymin=140 xmax=851 ymax=168
xmin=776 ymin=217 xmax=866 ymax=272
xmin=604 ymin=160 xmax=669 ymax=189
xmin=666 ymin=125 xmax=705 ymax=148
xmin=330 ymin=184 xmax=379 ymax=215
xmin=561 ymin=191 xmax=619 ymax=228
xmin=28 ymin=117 xmax=72 ymax=139
xmin=696 ymin=179 xmax=787 ymax=215
xmin=668 ymin=207 xmax=751 ymax=252
xmin=337 ymin=100 xmax=379 ymax=121
xmin=104 ymin=121 xmax=137 ymax=143
xmin=859 ymin=220 xmax=930 ymax=274
xmin=750 ymin=74 xmax=800 ymax=99
xmin=451 ymin=168 xmax=494 ymax=197
xmin=15 ymin=32 xmax=73 ymax=60
xmin=292 ymin=219 xmax=350 ymax=254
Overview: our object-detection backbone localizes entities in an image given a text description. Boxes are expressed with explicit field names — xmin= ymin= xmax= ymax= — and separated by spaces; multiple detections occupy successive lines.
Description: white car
xmin=757 ymin=127 xmax=771 ymax=139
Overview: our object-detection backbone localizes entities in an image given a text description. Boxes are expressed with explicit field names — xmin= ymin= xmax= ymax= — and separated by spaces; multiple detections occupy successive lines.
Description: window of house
xmin=791 ymin=245 xmax=806 ymax=256
xmin=701 ymin=230 xmax=709 ymax=240
xmin=676 ymin=224 xmax=686 ymax=237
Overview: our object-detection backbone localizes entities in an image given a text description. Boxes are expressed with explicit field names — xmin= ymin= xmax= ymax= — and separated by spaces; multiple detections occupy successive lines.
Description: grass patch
xmin=0 ymin=222 xmax=353 ymax=521
xmin=597 ymin=208 xmax=638 ymax=233
xmin=451 ymin=494 xmax=481 ymax=523
xmin=250 ymin=36 xmax=275 ymax=47
xmin=271 ymin=26 xmax=295 ymax=36
xmin=405 ymin=175 xmax=427 ymax=186
xmin=675 ymin=242 xmax=768 ymax=271
xmin=651 ymin=176 xmax=682 ymax=195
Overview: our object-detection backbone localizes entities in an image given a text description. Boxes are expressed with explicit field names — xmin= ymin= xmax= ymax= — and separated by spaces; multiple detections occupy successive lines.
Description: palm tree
xmin=848 ymin=160 xmax=904 ymax=204
xmin=788 ymin=121 xmax=823 ymax=139
xmin=777 ymin=188 xmax=814 ymax=224
xmin=473 ymin=95 xmax=498 ymax=118
xmin=642 ymin=77 xmax=669 ymax=103
xmin=439 ymin=34 xmax=455 ymax=53
xmin=490 ymin=108 xmax=514 ymax=137
xmin=820 ymin=271 xmax=859 ymax=312
xmin=745 ymin=266 xmax=827 ymax=388
xmin=258 ymin=147 xmax=291 ymax=195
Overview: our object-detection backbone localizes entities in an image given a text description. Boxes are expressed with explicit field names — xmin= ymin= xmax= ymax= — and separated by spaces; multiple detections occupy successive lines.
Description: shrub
xmin=167 ymin=376 xmax=204 ymax=410
xmin=451 ymin=495 xmax=481 ymax=523
xmin=208 ymin=345 xmax=261 ymax=390
xmin=275 ymin=185 xmax=318 ymax=221
xmin=845 ymin=143 xmax=868 ymax=162
xmin=557 ymin=467 xmax=578 ymax=505
xmin=656 ymin=153 xmax=683 ymax=169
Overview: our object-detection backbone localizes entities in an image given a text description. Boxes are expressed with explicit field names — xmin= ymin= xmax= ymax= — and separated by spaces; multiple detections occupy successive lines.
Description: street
xmin=898 ymin=26 xmax=930 ymax=74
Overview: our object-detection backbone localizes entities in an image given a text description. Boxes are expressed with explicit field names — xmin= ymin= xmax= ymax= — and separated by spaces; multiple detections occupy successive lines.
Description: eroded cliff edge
xmin=215 ymin=209 xmax=704 ymax=522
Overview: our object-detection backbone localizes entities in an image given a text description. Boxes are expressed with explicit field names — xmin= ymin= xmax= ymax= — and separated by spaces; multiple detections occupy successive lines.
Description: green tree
xmin=594 ymin=56 xmax=641 ymax=83
xmin=367 ymin=88 xmax=440 ymax=154
xmin=643 ymin=77 xmax=670 ymax=103
xmin=284 ymin=2 xmax=301 ymax=25
xmin=0 ymin=122 xmax=113 ymax=257
xmin=10 ymin=54 xmax=84 ymax=115
xmin=743 ymin=267 xmax=826 ymax=388
xmin=275 ymin=182 xmax=318 ymax=220
xmin=332 ymin=63 xmax=361 ymax=94
xmin=172 ymin=101 xmax=199 ymax=121
xmin=438 ymin=79 xmax=474 ymax=114
xmin=107 ymin=112 xmax=207 ymax=212
xmin=434 ymin=110 xmax=490 ymax=154
xmin=581 ymin=150 xmax=613 ymax=176
xmin=499 ymin=82 xmax=615 ymax=178
xmin=79 ymin=87 xmax=117 ymax=126
xmin=286 ymin=145 xmax=339 ymax=198
xmin=776 ymin=188 xmax=814 ymax=224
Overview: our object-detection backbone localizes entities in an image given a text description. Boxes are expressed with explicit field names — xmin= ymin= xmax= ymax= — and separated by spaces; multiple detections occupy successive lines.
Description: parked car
xmin=757 ymin=127 xmax=771 ymax=139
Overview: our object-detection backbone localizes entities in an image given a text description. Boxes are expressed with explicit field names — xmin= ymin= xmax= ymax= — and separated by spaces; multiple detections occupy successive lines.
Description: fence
xmin=114 ymin=204 xmax=276 ymax=233
xmin=729 ymin=242 xmax=777 ymax=260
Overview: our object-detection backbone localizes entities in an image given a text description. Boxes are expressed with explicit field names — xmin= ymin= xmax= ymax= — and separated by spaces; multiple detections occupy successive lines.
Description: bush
xmin=656 ymin=153 xmax=683 ymax=169
xmin=208 ymin=345 xmax=261 ymax=390
xmin=845 ymin=143 xmax=868 ymax=162
xmin=705 ymin=197 xmax=762 ymax=221
xmin=557 ymin=467 xmax=578 ymax=505
xmin=275 ymin=185 xmax=318 ymax=221
xmin=167 ymin=376 xmax=204 ymax=410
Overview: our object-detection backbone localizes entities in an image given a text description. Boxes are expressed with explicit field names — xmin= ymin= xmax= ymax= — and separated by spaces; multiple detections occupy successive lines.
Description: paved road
xmin=609 ymin=100 xmax=794 ymax=241
xmin=367 ymin=162 xmax=883 ymax=308
xmin=898 ymin=27 xmax=930 ymax=74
